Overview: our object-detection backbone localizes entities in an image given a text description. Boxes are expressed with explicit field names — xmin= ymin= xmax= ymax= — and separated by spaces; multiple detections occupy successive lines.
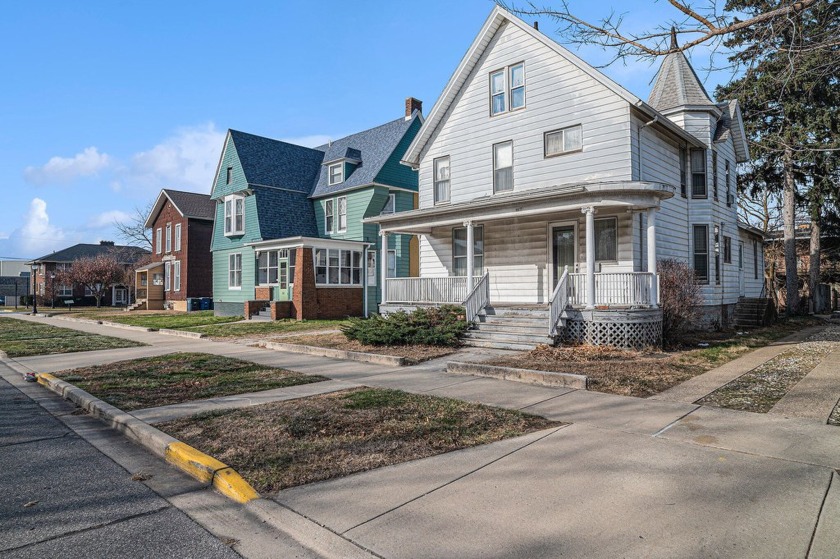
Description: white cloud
xmin=24 ymin=147 xmax=112 ymax=185
xmin=280 ymin=134 xmax=333 ymax=148
xmin=87 ymin=210 xmax=131 ymax=229
xmin=129 ymin=122 xmax=225 ymax=193
xmin=15 ymin=198 xmax=66 ymax=254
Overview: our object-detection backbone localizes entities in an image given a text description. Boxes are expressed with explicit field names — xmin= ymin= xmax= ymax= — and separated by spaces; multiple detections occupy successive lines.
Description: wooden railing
xmin=548 ymin=267 xmax=569 ymax=336
xmin=568 ymin=272 xmax=656 ymax=307
xmin=464 ymin=272 xmax=490 ymax=323
xmin=384 ymin=276 xmax=471 ymax=304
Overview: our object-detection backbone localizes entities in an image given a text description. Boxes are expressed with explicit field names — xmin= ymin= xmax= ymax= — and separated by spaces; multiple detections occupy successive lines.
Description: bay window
xmin=224 ymin=195 xmax=245 ymax=236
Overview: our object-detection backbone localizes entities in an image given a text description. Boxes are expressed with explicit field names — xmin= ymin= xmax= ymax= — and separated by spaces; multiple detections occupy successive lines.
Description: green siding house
xmin=210 ymin=99 xmax=422 ymax=319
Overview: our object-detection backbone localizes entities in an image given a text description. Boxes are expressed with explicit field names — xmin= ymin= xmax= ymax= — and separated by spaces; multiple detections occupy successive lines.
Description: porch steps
xmin=125 ymin=299 xmax=147 ymax=312
xmin=249 ymin=304 xmax=272 ymax=322
xmin=463 ymin=305 xmax=555 ymax=351
xmin=734 ymin=297 xmax=772 ymax=328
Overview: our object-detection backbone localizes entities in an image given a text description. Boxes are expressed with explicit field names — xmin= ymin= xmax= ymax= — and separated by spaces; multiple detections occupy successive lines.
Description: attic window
xmin=490 ymin=62 xmax=526 ymax=116
xmin=226 ymin=167 xmax=233 ymax=185
xmin=328 ymin=163 xmax=343 ymax=185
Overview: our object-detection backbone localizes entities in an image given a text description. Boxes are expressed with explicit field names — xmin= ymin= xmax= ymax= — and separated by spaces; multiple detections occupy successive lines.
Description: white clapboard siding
xmin=418 ymin=21 xmax=633 ymax=209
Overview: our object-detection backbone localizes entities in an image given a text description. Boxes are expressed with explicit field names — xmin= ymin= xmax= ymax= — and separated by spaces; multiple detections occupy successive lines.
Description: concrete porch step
xmin=475 ymin=323 xmax=549 ymax=335
xmin=464 ymin=331 xmax=554 ymax=345
xmin=461 ymin=338 xmax=539 ymax=351
xmin=482 ymin=305 xmax=550 ymax=318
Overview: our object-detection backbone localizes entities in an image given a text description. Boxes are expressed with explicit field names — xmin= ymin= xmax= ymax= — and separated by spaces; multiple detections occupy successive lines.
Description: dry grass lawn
xmin=0 ymin=317 xmax=144 ymax=357
xmin=275 ymin=332 xmax=458 ymax=363
xmin=159 ymin=387 xmax=560 ymax=492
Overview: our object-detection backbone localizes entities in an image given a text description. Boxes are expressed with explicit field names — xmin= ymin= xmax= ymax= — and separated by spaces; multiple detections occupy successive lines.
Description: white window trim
xmin=489 ymin=69 xmax=506 ymax=116
xmin=174 ymin=261 xmax=181 ymax=292
xmin=452 ymin=225 xmax=485 ymax=277
xmin=164 ymin=261 xmax=171 ymax=292
xmin=328 ymin=162 xmax=344 ymax=185
xmin=223 ymin=194 xmax=245 ymax=236
xmin=544 ymin=124 xmax=584 ymax=158
xmin=509 ymin=62 xmax=526 ymax=111
xmin=313 ymin=247 xmax=363 ymax=287
xmin=493 ymin=140 xmax=514 ymax=194
xmin=381 ymin=193 xmax=396 ymax=215
xmin=258 ymin=251 xmax=280 ymax=286
xmin=156 ymin=228 xmax=162 ymax=254
xmin=228 ymin=253 xmax=242 ymax=290
xmin=489 ymin=61 xmax=526 ymax=116
xmin=337 ymin=196 xmax=347 ymax=233
xmin=594 ymin=216 xmax=618 ymax=263
xmin=386 ymin=249 xmax=397 ymax=279
xmin=325 ymin=199 xmax=334 ymax=234
xmin=366 ymin=251 xmax=377 ymax=287
xmin=433 ymin=156 xmax=451 ymax=205
xmin=174 ymin=223 xmax=182 ymax=252
xmin=165 ymin=223 xmax=172 ymax=253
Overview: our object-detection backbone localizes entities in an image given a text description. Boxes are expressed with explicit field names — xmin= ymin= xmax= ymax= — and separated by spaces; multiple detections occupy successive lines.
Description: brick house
xmin=28 ymin=241 xmax=149 ymax=307
xmin=133 ymin=189 xmax=215 ymax=311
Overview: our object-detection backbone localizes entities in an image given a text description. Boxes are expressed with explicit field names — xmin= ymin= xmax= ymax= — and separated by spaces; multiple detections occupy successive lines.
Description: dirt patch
xmin=273 ymin=332 xmax=457 ymax=364
xmin=54 ymin=353 xmax=326 ymax=411
xmin=159 ymin=387 xmax=560 ymax=493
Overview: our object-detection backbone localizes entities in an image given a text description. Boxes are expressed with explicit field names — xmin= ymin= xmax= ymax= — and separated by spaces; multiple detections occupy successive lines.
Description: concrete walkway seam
xmin=35 ymin=372 xmax=259 ymax=504
xmin=257 ymin=340 xmax=406 ymax=367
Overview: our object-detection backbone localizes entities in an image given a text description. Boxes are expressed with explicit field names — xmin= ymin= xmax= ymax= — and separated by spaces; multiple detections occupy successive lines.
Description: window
xmin=493 ymin=141 xmax=513 ymax=193
xmin=723 ymin=236 xmax=732 ymax=264
xmin=328 ymin=163 xmax=343 ymax=185
xmin=387 ymin=250 xmax=397 ymax=278
xmin=712 ymin=151 xmax=719 ymax=200
xmin=258 ymin=251 xmax=279 ymax=284
xmin=753 ymin=239 xmax=759 ymax=279
xmin=152 ymin=273 xmax=163 ymax=286
xmin=84 ymin=285 xmax=92 ymax=297
xmin=452 ymin=225 xmax=484 ymax=277
xmin=325 ymin=199 xmax=334 ymax=233
xmin=366 ymin=252 xmax=377 ymax=286
xmin=490 ymin=62 xmax=525 ymax=115
xmin=58 ymin=285 xmax=72 ymax=297
xmin=156 ymin=228 xmax=162 ymax=254
xmin=679 ymin=147 xmax=687 ymax=197
xmin=691 ymin=149 xmax=707 ymax=198
xmin=174 ymin=224 xmax=182 ymax=252
xmin=165 ymin=223 xmax=172 ymax=252
xmin=228 ymin=253 xmax=242 ymax=288
xmin=725 ymin=160 xmax=732 ymax=207
xmin=544 ymin=125 xmax=583 ymax=157
xmin=224 ymin=195 xmax=245 ymax=236
xmin=434 ymin=156 xmax=450 ymax=204
xmin=314 ymin=248 xmax=362 ymax=286
xmin=594 ymin=217 xmax=617 ymax=262
xmin=337 ymin=196 xmax=347 ymax=232
xmin=226 ymin=166 xmax=233 ymax=185
xmin=381 ymin=193 xmax=395 ymax=214
xmin=739 ymin=240 xmax=744 ymax=270
xmin=693 ymin=225 xmax=709 ymax=283
xmin=174 ymin=261 xmax=181 ymax=291
xmin=164 ymin=261 xmax=171 ymax=292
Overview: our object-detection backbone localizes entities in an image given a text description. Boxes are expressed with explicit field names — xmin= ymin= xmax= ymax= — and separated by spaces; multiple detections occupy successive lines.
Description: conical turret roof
xmin=648 ymin=50 xmax=715 ymax=112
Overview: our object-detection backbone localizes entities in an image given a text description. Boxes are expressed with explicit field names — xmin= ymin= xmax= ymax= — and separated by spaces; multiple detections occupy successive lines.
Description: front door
xmin=275 ymin=256 xmax=290 ymax=301
xmin=552 ymin=224 xmax=576 ymax=289
xmin=114 ymin=287 xmax=127 ymax=305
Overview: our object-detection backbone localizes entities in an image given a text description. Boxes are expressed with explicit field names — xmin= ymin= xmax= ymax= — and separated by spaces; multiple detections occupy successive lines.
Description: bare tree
xmin=114 ymin=201 xmax=153 ymax=251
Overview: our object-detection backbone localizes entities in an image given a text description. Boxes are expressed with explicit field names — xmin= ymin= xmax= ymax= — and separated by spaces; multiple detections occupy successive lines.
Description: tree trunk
xmin=809 ymin=200 xmax=823 ymax=313
xmin=782 ymin=147 xmax=799 ymax=316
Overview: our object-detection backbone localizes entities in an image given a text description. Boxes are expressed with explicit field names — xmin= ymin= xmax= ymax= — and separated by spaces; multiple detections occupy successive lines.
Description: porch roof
xmin=366 ymin=181 xmax=674 ymax=233
xmin=246 ymin=236 xmax=370 ymax=252
xmin=135 ymin=261 xmax=164 ymax=272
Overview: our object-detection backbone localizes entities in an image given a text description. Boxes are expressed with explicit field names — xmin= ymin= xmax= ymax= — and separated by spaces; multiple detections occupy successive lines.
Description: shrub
xmin=658 ymin=259 xmax=703 ymax=345
xmin=342 ymin=305 xmax=468 ymax=347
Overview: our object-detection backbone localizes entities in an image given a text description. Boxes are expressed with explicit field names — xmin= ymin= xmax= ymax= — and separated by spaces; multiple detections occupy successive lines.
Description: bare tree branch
xmin=114 ymin=202 xmax=153 ymax=251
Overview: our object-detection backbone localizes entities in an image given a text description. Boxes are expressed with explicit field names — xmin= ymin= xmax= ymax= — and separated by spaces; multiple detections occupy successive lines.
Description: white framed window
xmin=387 ymin=250 xmax=397 ymax=278
xmin=544 ymin=125 xmax=583 ymax=157
xmin=712 ymin=150 xmax=719 ymax=200
xmin=725 ymin=160 xmax=733 ymax=207
xmin=490 ymin=62 xmax=525 ymax=115
xmin=174 ymin=261 xmax=181 ymax=291
xmin=152 ymin=272 xmax=163 ymax=286
xmin=381 ymin=193 xmax=395 ymax=214
xmin=366 ymin=252 xmax=377 ymax=287
xmin=224 ymin=195 xmax=245 ymax=236
xmin=490 ymin=69 xmax=506 ymax=115
xmin=228 ymin=253 xmax=242 ymax=288
xmin=738 ymin=240 xmax=744 ymax=270
xmin=174 ymin=224 xmax=182 ymax=252
xmin=337 ymin=196 xmax=347 ymax=232
xmin=694 ymin=225 xmax=710 ymax=284
xmin=594 ymin=217 xmax=617 ymax=262
xmin=165 ymin=223 xmax=172 ymax=253
xmin=164 ymin=261 xmax=171 ymax=292
xmin=452 ymin=226 xmax=484 ymax=277
xmin=314 ymin=248 xmax=362 ymax=286
xmin=226 ymin=166 xmax=233 ymax=185
xmin=691 ymin=149 xmax=707 ymax=198
xmin=493 ymin=141 xmax=513 ymax=193
xmin=509 ymin=63 xmax=525 ymax=110
xmin=58 ymin=285 xmax=72 ymax=297
xmin=258 ymin=251 xmax=279 ymax=284
xmin=328 ymin=163 xmax=343 ymax=185
xmin=325 ymin=199 xmax=334 ymax=233
xmin=156 ymin=228 xmax=162 ymax=254
xmin=434 ymin=156 xmax=450 ymax=204
xmin=679 ymin=147 xmax=688 ymax=197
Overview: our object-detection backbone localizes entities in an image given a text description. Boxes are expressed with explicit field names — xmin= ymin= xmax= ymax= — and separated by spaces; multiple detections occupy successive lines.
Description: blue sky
xmin=0 ymin=0 xmax=737 ymax=260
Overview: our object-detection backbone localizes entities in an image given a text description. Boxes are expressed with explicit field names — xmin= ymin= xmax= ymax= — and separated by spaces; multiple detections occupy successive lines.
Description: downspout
xmin=363 ymin=246 xmax=369 ymax=318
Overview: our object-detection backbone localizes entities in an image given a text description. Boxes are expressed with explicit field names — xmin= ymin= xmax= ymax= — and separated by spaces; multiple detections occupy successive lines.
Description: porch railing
xmin=568 ymin=272 xmax=656 ymax=307
xmin=548 ymin=267 xmax=569 ymax=336
xmin=384 ymin=276 xmax=471 ymax=304
xmin=464 ymin=272 xmax=490 ymax=323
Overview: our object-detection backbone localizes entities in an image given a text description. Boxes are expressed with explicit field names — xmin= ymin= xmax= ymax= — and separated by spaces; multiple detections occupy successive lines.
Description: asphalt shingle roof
xmin=163 ymin=189 xmax=216 ymax=220
xmin=229 ymin=130 xmax=325 ymax=192
xmin=29 ymin=244 xmax=150 ymax=264
xmin=713 ymin=101 xmax=734 ymax=143
xmin=648 ymin=51 xmax=714 ymax=112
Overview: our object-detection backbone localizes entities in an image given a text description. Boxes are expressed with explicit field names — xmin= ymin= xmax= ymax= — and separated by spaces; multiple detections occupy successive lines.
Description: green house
xmin=210 ymin=99 xmax=423 ymax=319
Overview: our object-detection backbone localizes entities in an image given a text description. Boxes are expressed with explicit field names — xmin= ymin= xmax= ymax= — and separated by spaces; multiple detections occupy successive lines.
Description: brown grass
xmin=159 ymin=387 xmax=560 ymax=493
xmin=274 ymin=332 xmax=457 ymax=363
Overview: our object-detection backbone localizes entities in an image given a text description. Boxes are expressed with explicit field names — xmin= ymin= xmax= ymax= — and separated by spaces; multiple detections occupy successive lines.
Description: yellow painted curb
xmin=36 ymin=373 xmax=57 ymax=387
xmin=165 ymin=441 xmax=258 ymax=503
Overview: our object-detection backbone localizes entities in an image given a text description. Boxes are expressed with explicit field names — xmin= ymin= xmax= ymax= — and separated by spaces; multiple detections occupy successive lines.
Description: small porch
xmin=132 ymin=261 xmax=165 ymax=311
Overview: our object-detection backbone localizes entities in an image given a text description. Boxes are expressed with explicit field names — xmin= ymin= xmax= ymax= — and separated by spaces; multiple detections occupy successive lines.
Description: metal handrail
xmin=548 ymin=266 xmax=569 ymax=336
xmin=463 ymin=272 xmax=490 ymax=323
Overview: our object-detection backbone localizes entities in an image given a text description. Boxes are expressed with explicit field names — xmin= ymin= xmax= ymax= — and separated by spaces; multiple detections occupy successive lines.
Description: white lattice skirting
xmin=561 ymin=309 xmax=662 ymax=349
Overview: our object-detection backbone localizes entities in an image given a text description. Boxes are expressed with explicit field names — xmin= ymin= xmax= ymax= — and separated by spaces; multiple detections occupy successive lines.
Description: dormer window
xmin=328 ymin=163 xmax=343 ymax=185
xmin=224 ymin=194 xmax=245 ymax=236
xmin=490 ymin=62 xmax=525 ymax=116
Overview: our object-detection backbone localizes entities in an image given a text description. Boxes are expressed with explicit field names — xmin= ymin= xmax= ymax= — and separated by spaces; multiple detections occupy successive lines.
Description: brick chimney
xmin=405 ymin=97 xmax=422 ymax=119
xmin=99 ymin=240 xmax=115 ymax=246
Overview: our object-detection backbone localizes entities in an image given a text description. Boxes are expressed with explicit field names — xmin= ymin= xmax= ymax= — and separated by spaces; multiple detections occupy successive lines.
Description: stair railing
xmin=548 ymin=266 xmax=569 ymax=337
xmin=463 ymin=272 xmax=490 ymax=324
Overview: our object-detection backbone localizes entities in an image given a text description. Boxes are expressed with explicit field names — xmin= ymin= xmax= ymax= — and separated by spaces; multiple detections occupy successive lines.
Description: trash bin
xmin=187 ymin=298 xmax=200 ymax=312
xmin=200 ymin=297 xmax=212 ymax=310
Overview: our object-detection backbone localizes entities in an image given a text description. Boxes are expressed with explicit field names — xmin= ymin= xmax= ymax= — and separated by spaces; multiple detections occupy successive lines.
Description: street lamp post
xmin=31 ymin=264 xmax=39 ymax=315
xmin=50 ymin=273 xmax=56 ymax=309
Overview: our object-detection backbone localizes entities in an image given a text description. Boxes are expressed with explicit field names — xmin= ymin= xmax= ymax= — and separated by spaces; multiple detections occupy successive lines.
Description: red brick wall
xmin=270 ymin=301 xmax=292 ymax=320
xmin=149 ymin=201 xmax=213 ymax=301
xmin=244 ymin=300 xmax=269 ymax=320
xmin=314 ymin=287 xmax=363 ymax=319
xmin=255 ymin=286 xmax=272 ymax=300
xmin=292 ymin=247 xmax=317 ymax=320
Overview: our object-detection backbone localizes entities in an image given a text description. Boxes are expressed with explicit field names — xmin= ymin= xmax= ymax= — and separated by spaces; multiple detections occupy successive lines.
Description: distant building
xmin=0 ymin=260 xmax=30 ymax=305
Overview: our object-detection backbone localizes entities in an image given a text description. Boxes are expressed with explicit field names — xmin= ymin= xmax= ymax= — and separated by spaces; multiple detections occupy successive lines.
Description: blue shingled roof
xmin=254 ymin=187 xmax=319 ymax=240
xmin=229 ymin=130 xmax=325 ymax=192
xmin=310 ymin=115 xmax=419 ymax=198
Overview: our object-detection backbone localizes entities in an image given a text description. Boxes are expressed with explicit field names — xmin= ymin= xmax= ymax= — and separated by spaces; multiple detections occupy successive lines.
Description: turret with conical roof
xmin=648 ymin=48 xmax=715 ymax=113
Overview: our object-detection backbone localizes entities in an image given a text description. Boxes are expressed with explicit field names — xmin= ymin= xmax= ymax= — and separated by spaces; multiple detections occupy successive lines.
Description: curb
xmin=447 ymin=361 xmax=588 ymax=389
xmin=257 ymin=341 xmax=405 ymax=367
xmin=35 ymin=372 xmax=258 ymax=504
xmin=53 ymin=316 xmax=156 ymax=332
xmin=158 ymin=328 xmax=206 ymax=339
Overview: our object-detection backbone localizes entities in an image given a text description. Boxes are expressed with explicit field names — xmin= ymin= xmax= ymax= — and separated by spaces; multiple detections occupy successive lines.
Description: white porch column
xmin=465 ymin=220 xmax=474 ymax=288
xmin=647 ymin=207 xmax=658 ymax=308
xmin=380 ymin=230 xmax=389 ymax=303
xmin=583 ymin=207 xmax=596 ymax=309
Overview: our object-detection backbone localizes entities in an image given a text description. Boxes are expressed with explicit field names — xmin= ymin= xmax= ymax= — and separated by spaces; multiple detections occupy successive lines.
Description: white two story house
xmin=367 ymin=6 xmax=764 ymax=349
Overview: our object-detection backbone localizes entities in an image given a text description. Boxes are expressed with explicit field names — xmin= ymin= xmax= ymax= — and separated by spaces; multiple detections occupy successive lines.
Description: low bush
xmin=342 ymin=305 xmax=468 ymax=347
xmin=658 ymin=258 xmax=703 ymax=345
